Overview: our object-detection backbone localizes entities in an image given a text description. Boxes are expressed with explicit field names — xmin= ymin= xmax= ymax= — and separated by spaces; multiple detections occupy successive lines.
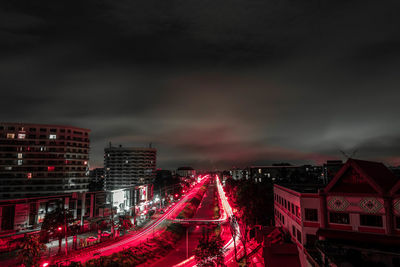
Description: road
xmin=47 ymin=178 xmax=210 ymax=265
xmin=172 ymin=176 xmax=241 ymax=267
xmin=149 ymin=178 xmax=218 ymax=267
xmin=1 ymin=175 xmax=244 ymax=267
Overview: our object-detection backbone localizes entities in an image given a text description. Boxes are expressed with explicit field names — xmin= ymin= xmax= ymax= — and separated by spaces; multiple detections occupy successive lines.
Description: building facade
xmin=230 ymin=168 xmax=246 ymax=180
xmin=0 ymin=123 xmax=90 ymax=199
xmin=104 ymin=145 xmax=156 ymax=191
xmin=248 ymin=165 xmax=322 ymax=183
xmin=89 ymin=167 xmax=104 ymax=191
xmin=176 ymin=167 xmax=196 ymax=178
xmin=274 ymin=159 xmax=400 ymax=267
xmin=0 ymin=190 xmax=106 ymax=235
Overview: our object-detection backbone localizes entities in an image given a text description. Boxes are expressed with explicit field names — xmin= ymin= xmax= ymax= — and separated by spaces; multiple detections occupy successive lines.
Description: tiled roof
xmin=349 ymin=158 xmax=399 ymax=193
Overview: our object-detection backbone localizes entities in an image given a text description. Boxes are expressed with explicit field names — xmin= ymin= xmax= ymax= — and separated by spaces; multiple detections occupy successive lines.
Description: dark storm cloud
xmin=1 ymin=0 xmax=400 ymax=169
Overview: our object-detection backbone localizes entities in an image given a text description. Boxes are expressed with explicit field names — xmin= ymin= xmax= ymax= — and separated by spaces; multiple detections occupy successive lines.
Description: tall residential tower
xmin=104 ymin=144 xmax=156 ymax=191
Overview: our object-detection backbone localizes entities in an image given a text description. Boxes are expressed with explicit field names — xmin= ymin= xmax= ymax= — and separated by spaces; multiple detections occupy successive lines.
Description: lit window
xmin=84 ymin=161 xmax=88 ymax=165
xmin=18 ymin=160 xmax=23 ymax=166
xmin=258 ymin=168 xmax=261 ymax=174
xmin=27 ymin=173 xmax=32 ymax=179
xmin=5 ymin=166 xmax=12 ymax=170
xmin=17 ymin=153 xmax=23 ymax=159
xmin=49 ymin=134 xmax=57 ymax=139
xmin=7 ymin=133 xmax=15 ymax=139
xmin=48 ymin=166 xmax=55 ymax=171
xmin=18 ymin=133 xmax=26 ymax=139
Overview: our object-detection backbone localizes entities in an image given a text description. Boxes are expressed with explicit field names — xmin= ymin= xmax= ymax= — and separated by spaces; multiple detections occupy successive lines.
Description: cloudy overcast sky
xmin=1 ymin=1 xmax=400 ymax=169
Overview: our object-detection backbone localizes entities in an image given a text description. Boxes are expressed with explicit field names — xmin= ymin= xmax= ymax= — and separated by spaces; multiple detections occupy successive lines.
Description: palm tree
xmin=18 ymin=234 xmax=47 ymax=267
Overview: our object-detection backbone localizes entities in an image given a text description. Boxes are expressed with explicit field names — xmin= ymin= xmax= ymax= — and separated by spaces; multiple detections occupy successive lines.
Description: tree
xmin=18 ymin=234 xmax=46 ymax=267
xmin=228 ymin=216 xmax=239 ymax=263
xmin=231 ymin=179 xmax=274 ymax=262
xmin=194 ymin=230 xmax=225 ymax=267
xmin=117 ymin=216 xmax=133 ymax=235
xmin=41 ymin=207 xmax=74 ymax=254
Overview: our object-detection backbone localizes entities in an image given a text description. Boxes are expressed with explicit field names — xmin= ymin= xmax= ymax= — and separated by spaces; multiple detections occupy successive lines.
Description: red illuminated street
xmin=48 ymin=177 xmax=212 ymax=266
xmin=1 ymin=4 xmax=399 ymax=265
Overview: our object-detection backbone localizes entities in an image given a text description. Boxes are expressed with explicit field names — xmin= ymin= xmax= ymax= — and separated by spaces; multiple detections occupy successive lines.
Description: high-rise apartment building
xmin=0 ymin=123 xmax=90 ymax=199
xmin=104 ymin=144 xmax=156 ymax=190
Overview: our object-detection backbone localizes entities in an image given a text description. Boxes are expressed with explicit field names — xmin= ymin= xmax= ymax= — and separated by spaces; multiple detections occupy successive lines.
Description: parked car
xmin=101 ymin=231 xmax=111 ymax=237
xmin=87 ymin=236 xmax=98 ymax=242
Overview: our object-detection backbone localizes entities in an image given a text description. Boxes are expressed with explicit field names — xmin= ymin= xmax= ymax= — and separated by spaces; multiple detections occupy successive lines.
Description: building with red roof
xmin=274 ymin=158 xmax=400 ymax=266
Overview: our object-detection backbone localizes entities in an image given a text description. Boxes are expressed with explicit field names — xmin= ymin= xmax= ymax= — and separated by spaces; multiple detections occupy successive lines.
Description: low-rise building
xmin=274 ymin=159 xmax=400 ymax=266
xmin=176 ymin=166 xmax=196 ymax=178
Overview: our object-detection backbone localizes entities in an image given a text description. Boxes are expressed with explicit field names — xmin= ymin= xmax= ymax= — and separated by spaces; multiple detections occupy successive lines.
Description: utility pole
xmin=186 ymin=227 xmax=189 ymax=259
xmin=64 ymin=209 xmax=68 ymax=256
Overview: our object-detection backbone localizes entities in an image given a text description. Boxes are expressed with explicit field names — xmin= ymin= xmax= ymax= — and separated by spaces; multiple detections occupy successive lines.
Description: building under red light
xmin=274 ymin=159 xmax=400 ymax=266
xmin=0 ymin=123 xmax=90 ymax=199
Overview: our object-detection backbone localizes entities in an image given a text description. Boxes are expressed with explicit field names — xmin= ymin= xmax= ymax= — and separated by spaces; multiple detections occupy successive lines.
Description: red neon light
xmin=48 ymin=166 xmax=55 ymax=172
xmin=58 ymin=227 xmax=62 ymax=231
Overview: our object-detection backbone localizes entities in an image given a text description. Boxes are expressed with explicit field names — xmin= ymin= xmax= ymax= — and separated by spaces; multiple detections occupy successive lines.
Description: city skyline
xmin=1 ymin=1 xmax=400 ymax=169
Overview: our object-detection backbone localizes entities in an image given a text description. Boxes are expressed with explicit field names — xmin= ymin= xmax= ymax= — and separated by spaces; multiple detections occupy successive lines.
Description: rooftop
xmin=275 ymin=183 xmax=325 ymax=194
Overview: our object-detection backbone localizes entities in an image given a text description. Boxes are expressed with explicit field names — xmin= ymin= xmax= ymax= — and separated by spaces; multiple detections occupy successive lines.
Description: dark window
xmin=291 ymin=203 xmax=294 ymax=213
xmin=396 ymin=217 xmax=400 ymax=229
xmin=329 ymin=212 xmax=350 ymax=224
xmin=305 ymin=208 xmax=318 ymax=221
xmin=306 ymin=234 xmax=317 ymax=247
xmin=296 ymin=229 xmax=302 ymax=243
xmin=292 ymin=226 xmax=296 ymax=236
xmin=360 ymin=214 xmax=383 ymax=227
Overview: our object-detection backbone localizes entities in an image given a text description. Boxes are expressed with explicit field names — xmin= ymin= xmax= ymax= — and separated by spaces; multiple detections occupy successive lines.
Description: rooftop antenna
xmin=109 ymin=141 xmax=112 ymax=148
xmin=340 ymin=149 xmax=358 ymax=159
xmin=149 ymin=142 xmax=152 ymax=148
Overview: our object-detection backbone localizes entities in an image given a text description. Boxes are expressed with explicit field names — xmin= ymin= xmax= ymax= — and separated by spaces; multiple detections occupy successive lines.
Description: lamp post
xmin=64 ymin=210 xmax=68 ymax=256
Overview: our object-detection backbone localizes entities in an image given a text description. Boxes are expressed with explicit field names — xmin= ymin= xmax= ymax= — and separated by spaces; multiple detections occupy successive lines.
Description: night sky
xmin=1 ymin=1 xmax=400 ymax=169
